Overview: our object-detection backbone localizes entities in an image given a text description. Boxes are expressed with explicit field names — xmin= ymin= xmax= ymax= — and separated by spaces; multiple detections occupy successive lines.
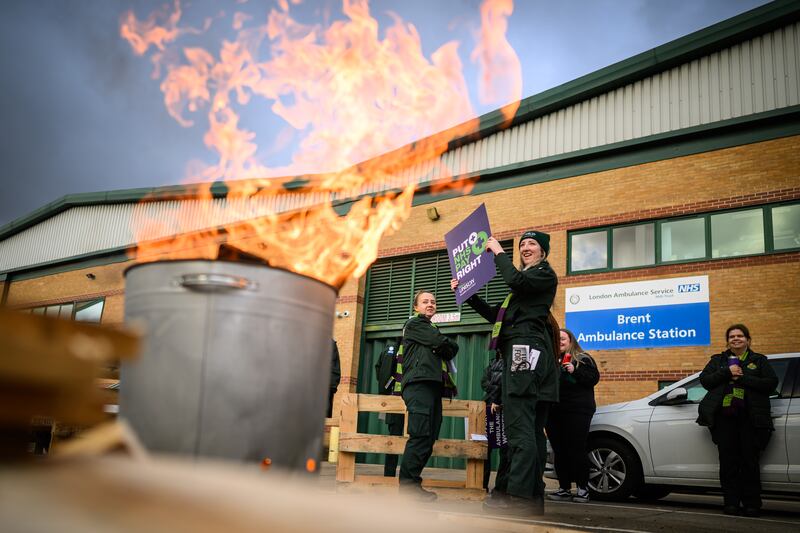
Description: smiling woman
xmin=394 ymin=288 xmax=459 ymax=501
xmin=696 ymin=324 xmax=779 ymax=518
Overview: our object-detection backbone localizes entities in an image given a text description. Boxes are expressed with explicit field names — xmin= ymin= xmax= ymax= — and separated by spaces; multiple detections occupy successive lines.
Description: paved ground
xmin=320 ymin=463 xmax=800 ymax=532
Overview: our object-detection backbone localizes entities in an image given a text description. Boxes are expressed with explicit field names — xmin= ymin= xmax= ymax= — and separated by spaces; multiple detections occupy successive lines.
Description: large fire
xmin=121 ymin=0 xmax=521 ymax=288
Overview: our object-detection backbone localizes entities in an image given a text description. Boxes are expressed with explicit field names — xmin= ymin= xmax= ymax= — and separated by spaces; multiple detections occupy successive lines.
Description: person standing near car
xmin=451 ymin=230 xmax=558 ymax=517
xmin=397 ymin=290 xmax=459 ymax=501
xmin=546 ymin=328 xmax=600 ymax=504
xmin=696 ymin=324 xmax=778 ymax=517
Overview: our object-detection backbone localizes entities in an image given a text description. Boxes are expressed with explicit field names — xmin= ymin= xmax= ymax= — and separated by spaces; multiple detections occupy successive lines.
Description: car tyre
xmin=633 ymin=484 xmax=671 ymax=501
xmin=586 ymin=436 xmax=642 ymax=501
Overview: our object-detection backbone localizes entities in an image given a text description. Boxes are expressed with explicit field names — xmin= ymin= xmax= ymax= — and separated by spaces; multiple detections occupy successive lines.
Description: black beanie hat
xmin=519 ymin=230 xmax=550 ymax=257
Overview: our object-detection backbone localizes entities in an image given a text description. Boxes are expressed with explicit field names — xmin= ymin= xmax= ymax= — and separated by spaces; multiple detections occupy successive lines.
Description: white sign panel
xmin=565 ymin=275 xmax=710 ymax=350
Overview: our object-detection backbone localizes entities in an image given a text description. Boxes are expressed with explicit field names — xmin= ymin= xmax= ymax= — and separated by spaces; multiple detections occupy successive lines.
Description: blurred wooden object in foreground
xmin=0 ymin=309 xmax=140 ymax=460
xmin=0 ymin=456 xmax=507 ymax=533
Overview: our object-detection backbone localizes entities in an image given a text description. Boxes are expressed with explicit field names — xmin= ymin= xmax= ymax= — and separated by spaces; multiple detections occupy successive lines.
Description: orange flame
xmin=121 ymin=0 xmax=522 ymax=288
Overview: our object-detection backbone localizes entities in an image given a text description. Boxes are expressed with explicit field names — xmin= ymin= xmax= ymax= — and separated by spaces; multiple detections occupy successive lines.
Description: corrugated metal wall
xmin=0 ymin=193 xmax=331 ymax=272
xmin=401 ymin=22 xmax=800 ymax=184
xmin=3 ymin=22 xmax=798 ymax=273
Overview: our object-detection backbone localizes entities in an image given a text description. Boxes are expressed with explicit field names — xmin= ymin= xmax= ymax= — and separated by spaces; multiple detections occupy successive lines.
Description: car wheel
xmin=587 ymin=436 xmax=642 ymax=501
xmin=633 ymin=484 xmax=671 ymax=501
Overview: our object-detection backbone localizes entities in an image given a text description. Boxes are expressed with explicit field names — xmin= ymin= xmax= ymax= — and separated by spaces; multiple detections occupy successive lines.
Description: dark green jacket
xmin=466 ymin=253 xmax=559 ymax=401
xmin=696 ymin=349 xmax=778 ymax=429
xmin=400 ymin=314 xmax=459 ymax=389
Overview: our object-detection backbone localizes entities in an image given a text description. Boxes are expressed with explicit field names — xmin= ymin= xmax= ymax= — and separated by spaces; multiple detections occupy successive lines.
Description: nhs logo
xmin=677 ymin=283 xmax=701 ymax=293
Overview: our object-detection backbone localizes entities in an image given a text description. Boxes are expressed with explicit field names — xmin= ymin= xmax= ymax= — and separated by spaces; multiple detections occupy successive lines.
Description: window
xmin=769 ymin=359 xmax=791 ymax=399
xmin=570 ymin=231 xmax=607 ymax=272
xmin=567 ymin=201 xmax=797 ymax=274
xmin=681 ymin=378 xmax=708 ymax=403
xmin=772 ymin=203 xmax=800 ymax=251
xmin=613 ymin=223 xmax=654 ymax=268
xmin=28 ymin=299 xmax=104 ymax=323
xmin=660 ymin=217 xmax=705 ymax=262
xmin=74 ymin=300 xmax=104 ymax=323
xmin=711 ymin=208 xmax=764 ymax=258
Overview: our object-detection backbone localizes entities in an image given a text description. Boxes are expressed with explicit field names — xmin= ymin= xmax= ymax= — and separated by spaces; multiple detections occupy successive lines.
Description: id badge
xmin=511 ymin=345 xmax=530 ymax=372
xmin=511 ymin=344 xmax=541 ymax=372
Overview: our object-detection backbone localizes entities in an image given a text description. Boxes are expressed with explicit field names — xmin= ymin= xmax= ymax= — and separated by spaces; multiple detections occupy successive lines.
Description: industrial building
xmin=1 ymin=1 xmax=798 ymax=464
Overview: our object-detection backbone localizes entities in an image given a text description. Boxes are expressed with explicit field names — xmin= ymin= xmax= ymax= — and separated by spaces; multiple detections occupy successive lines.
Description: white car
xmin=547 ymin=353 xmax=800 ymax=501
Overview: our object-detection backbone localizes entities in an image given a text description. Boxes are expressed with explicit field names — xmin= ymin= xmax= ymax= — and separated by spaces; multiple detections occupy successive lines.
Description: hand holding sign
xmin=485 ymin=236 xmax=504 ymax=255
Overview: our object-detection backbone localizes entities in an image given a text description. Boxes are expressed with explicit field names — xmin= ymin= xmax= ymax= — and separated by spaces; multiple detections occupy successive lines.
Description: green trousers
xmin=504 ymin=397 xmax=550 ymax=499
xmin=399 ymin=381 xmax=443 ymax=484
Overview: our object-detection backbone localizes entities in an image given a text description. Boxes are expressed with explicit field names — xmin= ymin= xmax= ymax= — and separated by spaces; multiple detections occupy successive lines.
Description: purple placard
xmin=486 ymin=404 xmax=507 ymax=449
xmin=445 ymin=203 xmax=495 ymax=305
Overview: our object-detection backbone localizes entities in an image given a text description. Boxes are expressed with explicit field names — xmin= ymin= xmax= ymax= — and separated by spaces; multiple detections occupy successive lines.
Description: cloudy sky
xmin=0 ymin=0 xmax=769 ymax=226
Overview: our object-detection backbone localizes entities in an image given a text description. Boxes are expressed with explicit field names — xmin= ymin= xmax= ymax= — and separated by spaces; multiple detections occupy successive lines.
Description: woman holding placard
xmin=451 ymin=229 xmax=558 ymax=517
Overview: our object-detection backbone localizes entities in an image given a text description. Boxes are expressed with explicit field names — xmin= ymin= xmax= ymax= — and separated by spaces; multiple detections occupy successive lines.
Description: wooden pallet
xmin=332 ymin=393 xmax=487 ymax=498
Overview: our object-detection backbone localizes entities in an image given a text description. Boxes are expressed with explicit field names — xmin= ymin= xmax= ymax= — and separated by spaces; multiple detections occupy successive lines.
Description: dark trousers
xmin=546 ymin=409 xmax=593 ymax=490
xmin=504 ymin=397 xmax=550 ymax=499
xmin=384 ymin=412 xmax=405 ymax=477
xmin=399 ymin=381 xmax=443 ymax=484
xmin=483 ymin=442 xmax=511 ymax=491
xmin=710 ymin=412 xmax=771 ymax=509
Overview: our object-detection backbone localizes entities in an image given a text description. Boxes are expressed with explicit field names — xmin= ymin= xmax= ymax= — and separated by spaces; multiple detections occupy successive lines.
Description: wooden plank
xmin=335 ymin=393 xmax=358 ymax=482
xmin=465 ymin=401 xmax=486 ymax=489
xmin=355 ymin=394 xmax=477 ymax=418
xmin=338 ymin=433 xmax=486 ymax=460
xmin=352 ymin=475 xmax=468 ymax=490
xmin=53 ymin=420 xmax=147 ymax=460
xmin=356 ymin=395 xmax=405 ymax=413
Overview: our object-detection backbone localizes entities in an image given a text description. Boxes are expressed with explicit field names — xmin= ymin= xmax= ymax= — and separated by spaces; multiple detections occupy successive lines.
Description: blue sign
xmin=565 ymin=276 xmax=711 ymax=351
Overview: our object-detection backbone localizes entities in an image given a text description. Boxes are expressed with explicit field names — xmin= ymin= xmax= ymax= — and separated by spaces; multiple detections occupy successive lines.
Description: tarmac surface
xmin=320 ymin=463 xmax=800 ymax=532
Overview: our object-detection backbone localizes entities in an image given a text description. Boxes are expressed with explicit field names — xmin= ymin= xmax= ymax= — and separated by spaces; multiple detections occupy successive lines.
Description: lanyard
xmin=488 ymin=294 xmax=513 ymax=351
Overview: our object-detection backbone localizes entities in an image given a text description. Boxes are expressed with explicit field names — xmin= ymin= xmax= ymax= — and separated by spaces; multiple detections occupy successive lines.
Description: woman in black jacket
xmin=397 ymin=290 xmax=459 ymax=501
xmin=546 ymin=328 xmax=599 ymax=503
xmin=696 ymin=324 xmax=778 ymax=517
xmin=451 ymin=229 xmax=558 ymax=517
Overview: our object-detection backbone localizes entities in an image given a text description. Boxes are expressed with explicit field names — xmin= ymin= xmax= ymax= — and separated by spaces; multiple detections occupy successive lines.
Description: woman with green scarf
xmin=451 ymin=230 xmax=558 ymax=517
xmin=696 ymin=324 xmax=778 ymax=517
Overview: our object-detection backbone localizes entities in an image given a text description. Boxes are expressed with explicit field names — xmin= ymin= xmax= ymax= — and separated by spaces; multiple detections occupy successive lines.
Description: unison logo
xmin=677 ymin=283 xmax=701 ymax=293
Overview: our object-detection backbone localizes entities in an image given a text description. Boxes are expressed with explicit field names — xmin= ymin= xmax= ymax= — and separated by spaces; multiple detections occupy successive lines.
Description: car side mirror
xmin=661 ymin=387 xmax=688 ymax=405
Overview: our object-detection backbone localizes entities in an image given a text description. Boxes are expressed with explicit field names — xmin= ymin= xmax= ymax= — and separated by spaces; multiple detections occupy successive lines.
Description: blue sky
xmin=0 ymin=0 xmax=769 ymax=226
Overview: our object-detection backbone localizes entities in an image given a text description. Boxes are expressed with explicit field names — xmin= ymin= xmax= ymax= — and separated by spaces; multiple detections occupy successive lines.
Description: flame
xmin=472 ymin=0 xmax=522 ymax=123
xmin=121 ymin=0 xmax=522 ymax=289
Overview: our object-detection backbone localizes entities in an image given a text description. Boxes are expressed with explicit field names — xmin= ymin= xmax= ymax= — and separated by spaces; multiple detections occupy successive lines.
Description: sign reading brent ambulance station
xmin=565 ymin=276 xmax=710 ymax=350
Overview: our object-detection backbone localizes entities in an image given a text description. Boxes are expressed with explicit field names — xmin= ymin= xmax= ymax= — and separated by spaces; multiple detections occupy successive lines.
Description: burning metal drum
xmin=120 ymin=260 xmax=337 ymax=470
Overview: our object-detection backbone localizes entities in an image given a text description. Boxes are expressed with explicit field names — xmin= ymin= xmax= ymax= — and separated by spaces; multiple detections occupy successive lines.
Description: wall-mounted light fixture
xmin=426 ymin=207 xmax=440 ymax=221
xmin=336 ymin=310 xmax=351 ymax=319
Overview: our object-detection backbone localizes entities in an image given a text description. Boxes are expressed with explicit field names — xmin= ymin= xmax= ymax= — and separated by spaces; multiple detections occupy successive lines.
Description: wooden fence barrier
xmin=332 ymin=392 xmax=487 ymax=498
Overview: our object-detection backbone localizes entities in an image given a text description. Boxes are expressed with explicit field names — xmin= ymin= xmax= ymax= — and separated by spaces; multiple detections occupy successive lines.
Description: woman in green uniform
xmin=696 ymin=324 xmax=777 ymax=517
xmin=452 ymin=230 xmax=558 ymax=516
xmin=397 ymin=290 xmax=459 ymax=501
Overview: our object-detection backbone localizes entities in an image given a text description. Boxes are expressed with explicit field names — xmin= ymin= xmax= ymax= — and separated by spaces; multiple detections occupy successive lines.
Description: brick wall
xmin=4 ymin=135 xmax=799 ymax=407
xmin=370 ymin=134 xmax=800 ymax=405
